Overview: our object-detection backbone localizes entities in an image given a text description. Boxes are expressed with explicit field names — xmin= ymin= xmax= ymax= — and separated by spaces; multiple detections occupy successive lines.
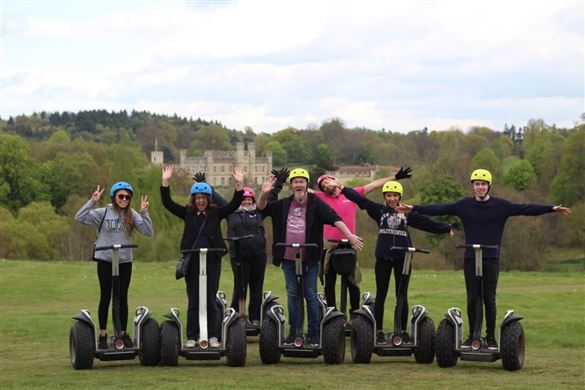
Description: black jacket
xmin=262 ymin=193 xmax=342 ymax=265
xmin=160 ymin=186 xmax=243 ymax=256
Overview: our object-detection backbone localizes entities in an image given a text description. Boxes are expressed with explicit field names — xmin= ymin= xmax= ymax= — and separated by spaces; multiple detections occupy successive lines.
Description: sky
xmin=1 ymin=0 xmax=583 ymax=133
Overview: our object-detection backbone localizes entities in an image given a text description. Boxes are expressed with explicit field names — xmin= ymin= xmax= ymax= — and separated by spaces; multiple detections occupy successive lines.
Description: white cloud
xmin=1 ymin=0 xmax=582 ymax=132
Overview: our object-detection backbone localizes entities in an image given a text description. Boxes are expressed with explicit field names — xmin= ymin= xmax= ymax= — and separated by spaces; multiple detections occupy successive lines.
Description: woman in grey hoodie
xmin=75 ymin=181 xmax=153 ymax=350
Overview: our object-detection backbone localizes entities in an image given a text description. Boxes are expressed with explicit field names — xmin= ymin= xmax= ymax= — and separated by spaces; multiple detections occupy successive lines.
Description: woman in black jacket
xmin=161 ymin=165 xmax=244 ymax=348
xmin=341 ymin=181 xmax=453 ymax=344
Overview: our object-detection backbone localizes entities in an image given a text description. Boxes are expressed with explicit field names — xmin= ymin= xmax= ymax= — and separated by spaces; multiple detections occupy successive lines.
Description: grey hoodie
xmin=75 ymin=199 xmax=153 ymax=263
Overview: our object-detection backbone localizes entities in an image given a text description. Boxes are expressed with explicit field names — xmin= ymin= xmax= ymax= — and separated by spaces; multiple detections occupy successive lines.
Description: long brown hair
xmin=112 ymin=201 xmax=135 ymax=234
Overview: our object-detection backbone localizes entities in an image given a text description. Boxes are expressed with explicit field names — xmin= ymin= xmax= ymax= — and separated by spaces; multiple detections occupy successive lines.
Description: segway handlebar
xmin=224 ymin=234 xmax=255 ymax=242
xmin=276 ymin=243 xmax=319 ymax=249
xmin=456 ymin=244 xmax=499 ymax=250
xmin=181 ymin=248 xmax=227 ymax=254
xmin=94 ymin=244 xmax=138 ymax=251
xmin=390 ymin=246 xmax=430 ymax=254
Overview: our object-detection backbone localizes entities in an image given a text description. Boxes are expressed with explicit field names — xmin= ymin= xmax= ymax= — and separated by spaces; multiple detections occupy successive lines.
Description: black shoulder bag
xmin=175 ymin=219 xmax=207 ymax=280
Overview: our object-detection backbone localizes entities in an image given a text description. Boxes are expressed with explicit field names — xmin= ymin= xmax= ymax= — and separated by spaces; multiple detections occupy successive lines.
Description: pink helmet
xmin=317 ymin=175 xmax=334 ymax=190
xmin=242 ymin=187 xmax=256 ymax=199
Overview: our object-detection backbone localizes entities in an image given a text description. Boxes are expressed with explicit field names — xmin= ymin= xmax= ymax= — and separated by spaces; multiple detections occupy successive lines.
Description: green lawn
xmin=1 ymin=259 xmax=583 ymax=389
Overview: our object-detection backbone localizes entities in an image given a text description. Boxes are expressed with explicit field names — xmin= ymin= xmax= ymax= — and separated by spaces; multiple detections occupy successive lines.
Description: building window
xmin=221 ymin=165 xmax=225 ymax=173
xmin=221 ymin=177 xmax=225 ymax=185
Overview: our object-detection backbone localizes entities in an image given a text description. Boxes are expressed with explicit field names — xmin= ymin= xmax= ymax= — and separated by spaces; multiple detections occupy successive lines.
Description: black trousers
xmin=230 ymin=252 xmax=267 ymax=322
xmin=464 ymin=257 xmax=499 ymax=338
xmin=374 ymin=257 xmax=410 ymax=332
xmin=97 ymin=261 xmax=132 ymax=331
xmin=324 ymin=261 xmax=361 ymax=314
xmin=185 ymin=253 xmax=221 ymax=340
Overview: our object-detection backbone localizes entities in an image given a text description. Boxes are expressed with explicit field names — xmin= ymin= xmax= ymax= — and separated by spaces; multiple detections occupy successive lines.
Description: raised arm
xmin=363 ymin=166 xmax=412 ymax=195
xmin=257 ymin=175 xmax=277 ymax=210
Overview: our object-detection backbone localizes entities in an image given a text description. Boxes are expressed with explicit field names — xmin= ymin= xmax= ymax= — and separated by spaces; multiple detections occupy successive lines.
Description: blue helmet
xmin=191 ymin=182 xmax=212 ymax=196
xmin=110 ymin=181 xmax=134 ymax=197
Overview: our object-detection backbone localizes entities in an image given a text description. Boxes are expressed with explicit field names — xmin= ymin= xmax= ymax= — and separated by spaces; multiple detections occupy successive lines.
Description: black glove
xmin=271 ymin=168 xmax=290 ymax=185
xmin=394 ymin=166 xmax=412 ymax=180
xmin=193 ymin=172 xmax=206 ymax=182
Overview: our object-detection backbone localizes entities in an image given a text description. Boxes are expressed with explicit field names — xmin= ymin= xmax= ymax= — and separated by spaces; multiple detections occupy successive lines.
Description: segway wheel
xmin=414 ymin=317 xmax=436 ymax=364
xmin=322 ymin=317 xmax=345 ymax=364
xmin=350 ymin=316 xmax=373 ymax=364
xmin=226 ymin=317 xmax=247 ymax=367
xmin=259 ymin=318 xmax=281 ymax=364
xmin=160 ymin=321 xmax=180 ymax=366
xmin=139 ymin=318 xmax=161 ymax=366
xmin=69 ymin=321 xmax=95 ymax=370
xmin=435 ymin=319 xmax=458 ymax=367
xmin=501 ymin=321 xmax=525 ymax=371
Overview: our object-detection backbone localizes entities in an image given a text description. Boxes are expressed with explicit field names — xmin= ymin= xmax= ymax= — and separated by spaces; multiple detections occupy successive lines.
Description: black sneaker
xmin=376 ymin=331 xmax=387 ymax=344
xmin=486 ymin=336 xmax=498 ymax=351
xmin=400 ymin=331 xmax=411 ymax=344
xmin=461 ymin=336 xmax=472 ymax=349
xmin=283 ymin=334 xmax=295 ymax=346
xmin=98 ymin=334 xmax=108 ymax=350
xmin=307 ymin=335 xmax=320 ymax=347
xmin=123 ymin=333 xmax=134 ymax=348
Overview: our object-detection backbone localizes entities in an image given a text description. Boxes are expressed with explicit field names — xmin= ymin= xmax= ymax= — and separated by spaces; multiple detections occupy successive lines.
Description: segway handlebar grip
xmin=275 ymin=242 xmax=319 ymax=249
xmin=94 ymin=244 xmax=138 ymax=251
xmin=390 ymin=246 xmax=430 ymax=254
xmin=180 ymin=248 xmax=227 ymax=254
xmin=456 ymin=244 xmax=499 ymax=250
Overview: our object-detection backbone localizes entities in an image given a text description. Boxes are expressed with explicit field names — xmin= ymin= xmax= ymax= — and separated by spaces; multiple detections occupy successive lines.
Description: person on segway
xmin=256 ymin=168 xmax=363 ymax=347
xmin=396 ymin=168 xmax=571 ymax=350
xmin=313 ymin=167 xmax=413 ymax=318
xmin=340 ymin=181 xmax=453 ymax=344
xmin=161 ymin=165 xmax=244 ymax=349
xmin=75 ymin=181 xmax=153 ymax=350
xmin=193 ymin=169 xmax=288 ymax=328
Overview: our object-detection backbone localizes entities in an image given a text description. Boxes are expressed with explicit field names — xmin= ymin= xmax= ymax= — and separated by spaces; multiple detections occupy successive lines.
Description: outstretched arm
xmin=553 ymin=205 xmax=571 ymax=216
xmin=363 ymin=166 xmax=412 ymax=195
xmin=333 ymin=221 xmax=364 ymax=251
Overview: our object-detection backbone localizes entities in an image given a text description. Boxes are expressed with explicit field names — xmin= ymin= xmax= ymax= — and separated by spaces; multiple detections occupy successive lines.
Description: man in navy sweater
xmin=397 ymin=168 xmax=571 ymax=350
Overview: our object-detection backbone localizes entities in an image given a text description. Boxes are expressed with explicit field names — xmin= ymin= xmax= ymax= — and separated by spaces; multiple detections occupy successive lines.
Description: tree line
xmin=1 ymin=111 xmax=583 ymax=269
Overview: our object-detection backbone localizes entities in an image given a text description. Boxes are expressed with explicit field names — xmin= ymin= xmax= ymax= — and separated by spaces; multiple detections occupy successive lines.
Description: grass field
xmin=1 ymin=259 xmax=584 ymax=389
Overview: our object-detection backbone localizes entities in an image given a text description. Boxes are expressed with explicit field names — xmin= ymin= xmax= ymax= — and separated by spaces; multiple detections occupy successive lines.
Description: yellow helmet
xmin=382 ymin=181 xmax=403 ymax=195
xmin=288 ymin=168 xmax=310 ymax=182
xmin=470 ymin=169 xmax=492 ymax=184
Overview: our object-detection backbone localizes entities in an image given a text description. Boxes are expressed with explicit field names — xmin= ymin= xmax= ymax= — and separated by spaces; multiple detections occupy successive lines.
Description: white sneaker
xmin=209 ymin=337 xmax=220 ymax=348
xmin=185 ymin=339 xmax=197 ymax=348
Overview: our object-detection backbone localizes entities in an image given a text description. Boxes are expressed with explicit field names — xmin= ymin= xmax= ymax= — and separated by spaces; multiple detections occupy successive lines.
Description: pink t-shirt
xmin=314 ymin=186 xmax=365 ymax=241
xmin=284 ymin=198 xmax=307 ymax=261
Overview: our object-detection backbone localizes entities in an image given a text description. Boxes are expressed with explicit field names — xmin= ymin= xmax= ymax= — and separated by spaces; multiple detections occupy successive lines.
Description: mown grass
xmin=1 ymin=259 xmax=584 ymax=389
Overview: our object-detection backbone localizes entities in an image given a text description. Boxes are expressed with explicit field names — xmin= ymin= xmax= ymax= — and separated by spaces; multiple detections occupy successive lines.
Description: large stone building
xmin=151 ymin=142 xmax=272 ymax=187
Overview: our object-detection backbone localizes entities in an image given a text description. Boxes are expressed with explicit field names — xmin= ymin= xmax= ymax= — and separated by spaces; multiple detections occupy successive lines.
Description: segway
xmin=326 ymin=239 xmax=357 ymax=336
xmin=69 ymin=244 xmax=160 ymax=369
xmin=259 ymin=243 xmax=346 ymax=364
xmin=435 ymin=244 xmax=525 ymax=371
xmin=159 ymin=247 xmax=247 ymax=367
xmin=350 ymin=246 xmax=436 ymax=364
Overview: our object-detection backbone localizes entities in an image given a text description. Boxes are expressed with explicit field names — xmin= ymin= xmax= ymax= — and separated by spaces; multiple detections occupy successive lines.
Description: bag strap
xmin=92 ymin=206 xmax=108 ymax=258
xmin=186 ymin=218 xmax=207 ymax=256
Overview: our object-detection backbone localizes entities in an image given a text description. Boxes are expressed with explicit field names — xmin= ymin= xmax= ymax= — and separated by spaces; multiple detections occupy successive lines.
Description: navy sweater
xmin=342 ymin=187 xmax=451 ymax=259
xmin=413 ymin=197 xmax=553 ymax=258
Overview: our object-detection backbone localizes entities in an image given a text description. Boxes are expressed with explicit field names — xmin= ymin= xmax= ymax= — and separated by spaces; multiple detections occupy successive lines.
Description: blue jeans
xmin=282 ymin=260 xmax=320 ymax=338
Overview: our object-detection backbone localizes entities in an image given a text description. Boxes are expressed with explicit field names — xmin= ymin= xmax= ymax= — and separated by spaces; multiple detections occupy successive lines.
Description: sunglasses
xmin=117 ymin=194 xmax=132 ymax=201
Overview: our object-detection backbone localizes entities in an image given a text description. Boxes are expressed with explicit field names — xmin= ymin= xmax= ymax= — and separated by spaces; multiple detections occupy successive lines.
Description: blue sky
xmin=1 ymin=0 xmax=583 ymax=133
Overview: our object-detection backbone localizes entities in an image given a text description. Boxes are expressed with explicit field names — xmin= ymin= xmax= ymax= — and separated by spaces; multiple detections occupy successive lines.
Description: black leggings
xmin=324 ymin=261 xmax=361 ymax=314
xmin=230 ymin=252 xmax=267 ymax=322
xmin=464 ymin=258 xmax=499 ymax=338
xmin=97 ymin=261 xmax=132 ymax=331
xmin=185 ymin=253 xmax=221 ymax=340
xmin=374 ymin=257 xmax=410 ymax=332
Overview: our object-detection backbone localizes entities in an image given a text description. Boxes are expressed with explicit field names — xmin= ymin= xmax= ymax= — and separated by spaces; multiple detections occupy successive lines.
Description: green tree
xmin=316 ymin=143 xmax=334 ymax=169
xmin=549 ymin=127 xmax=585 ymax=206
xmin=0 ymin=133 xmax=46 ymax=212
xmin=263 ymin=141 xmax=287 ymax=166
xmin=504 ymin=159 xmax=536 ymax=191
xmin=189 ymin=124 xmax=233 ymax=153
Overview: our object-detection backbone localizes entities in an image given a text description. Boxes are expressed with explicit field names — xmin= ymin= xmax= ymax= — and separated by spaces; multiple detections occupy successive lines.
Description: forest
xmin=1 ymin=110 xmax=583 ymax=270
